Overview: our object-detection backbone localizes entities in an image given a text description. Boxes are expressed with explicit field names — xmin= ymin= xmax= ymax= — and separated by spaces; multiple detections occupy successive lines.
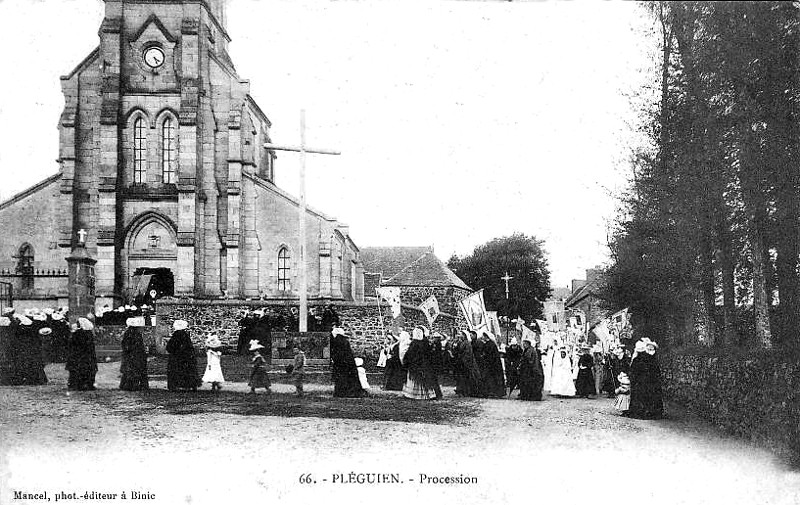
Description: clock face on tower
xmin=143 ymin=46 xmax=165 ymax=69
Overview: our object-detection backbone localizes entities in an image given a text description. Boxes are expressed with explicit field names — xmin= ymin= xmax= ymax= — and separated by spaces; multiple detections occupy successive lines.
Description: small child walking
xmin=248 ymin=339 xmax=271 ymax=394
xmin=614 ymin=372 xmax=631 ymax=416
xmin=291 ymin=345 xmax=306 ymax=397
xmin=202 ymin=334 xmax=225 ymax=391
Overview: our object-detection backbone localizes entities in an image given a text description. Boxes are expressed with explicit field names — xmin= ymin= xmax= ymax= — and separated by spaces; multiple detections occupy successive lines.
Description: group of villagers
xmin=379 ymin=323 xmax=664 ymax=418
xmin=381 ymin=326 xmax=545 ymax=401
xmin=536 ymin=336 xmax=664 ymax=418
xmin=0 ymin=306 xmax=97 ymax=390
xmin=0 ymin=304 xmax=664 ymax=419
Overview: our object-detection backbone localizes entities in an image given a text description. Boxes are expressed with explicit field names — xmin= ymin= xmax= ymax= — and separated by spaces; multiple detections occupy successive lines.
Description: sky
xmin=0 ymin=0 xmax=659 ymax=289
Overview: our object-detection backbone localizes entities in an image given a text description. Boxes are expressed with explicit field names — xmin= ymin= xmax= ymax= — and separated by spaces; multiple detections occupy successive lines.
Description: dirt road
xmin=1 ymin=362 xmax=797 ymax=505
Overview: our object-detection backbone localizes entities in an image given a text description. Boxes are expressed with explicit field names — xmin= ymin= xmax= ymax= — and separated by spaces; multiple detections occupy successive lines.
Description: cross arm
xmin=263 ymin=143 xmax=341 ymax=156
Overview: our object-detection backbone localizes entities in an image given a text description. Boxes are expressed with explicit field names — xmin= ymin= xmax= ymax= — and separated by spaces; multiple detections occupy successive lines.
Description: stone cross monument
xmin=66 ymin=229 xmax=97 ymax=324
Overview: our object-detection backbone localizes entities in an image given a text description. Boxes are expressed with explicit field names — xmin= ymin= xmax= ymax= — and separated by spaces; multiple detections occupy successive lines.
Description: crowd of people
xmin=0 ymin=304 xmax=663 ymax=419
xmin=376 ymin=324 xmax=664 ymax=417
xmin=236 ymin=305 xmax=340 ymax=356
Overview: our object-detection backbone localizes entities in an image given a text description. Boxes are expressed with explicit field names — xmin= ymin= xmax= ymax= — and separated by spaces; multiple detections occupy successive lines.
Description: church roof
xmin=0 ymin=173 xmax=61 ymax=211
xmin=361 ymin=247 xmax=471 ymax=290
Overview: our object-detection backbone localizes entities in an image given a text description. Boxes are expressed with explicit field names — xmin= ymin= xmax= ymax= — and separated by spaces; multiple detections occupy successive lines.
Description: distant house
xmin=360 ymin=246 xmax=472 ymax=319
xmin=565 ymin=267 xmax=607 ymax=329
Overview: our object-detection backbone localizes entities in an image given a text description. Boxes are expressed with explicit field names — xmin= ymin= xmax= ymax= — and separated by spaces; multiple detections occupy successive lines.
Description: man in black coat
xmin=504 ymin=337 xmax=523 ymax=396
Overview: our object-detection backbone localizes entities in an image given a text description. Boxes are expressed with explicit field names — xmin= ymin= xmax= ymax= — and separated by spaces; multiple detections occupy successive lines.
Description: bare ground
xmin=1 ymin=361 xmax=798 ymax=505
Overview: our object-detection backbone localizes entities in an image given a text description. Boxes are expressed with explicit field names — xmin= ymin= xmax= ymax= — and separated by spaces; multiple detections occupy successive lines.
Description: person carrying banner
xmin=453 ymin=330 xmax=482 ymax=398
xmin=504 ymin=337 xmax=523 ymax=396
xmin=479 ymin=330 xmax=506 ymax=398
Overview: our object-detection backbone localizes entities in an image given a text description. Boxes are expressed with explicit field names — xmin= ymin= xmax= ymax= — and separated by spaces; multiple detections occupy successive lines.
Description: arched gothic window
xmin=278 ymin=247 xmax=290 ymax=291
xmin=161 ymin=117 xmax=177 ymax=183
xmin=15 ymin=243 xmax=34 ymax=290
xmin=133 ymin=117 xmax=147 ymax=184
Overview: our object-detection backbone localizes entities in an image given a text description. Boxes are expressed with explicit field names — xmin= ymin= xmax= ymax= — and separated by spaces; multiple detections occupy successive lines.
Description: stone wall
xmin=153 ymin=298 xmax=469 ymax=363
xmin=660 ymin=351 xmax=800 ymax=463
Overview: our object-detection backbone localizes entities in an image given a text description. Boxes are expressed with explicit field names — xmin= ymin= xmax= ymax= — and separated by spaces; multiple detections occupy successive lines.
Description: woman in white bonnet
xmin=66 ymin=317 xmax=97 ymax=390
xmin=166 ymin=319 xmax=201 ymax=392
xmin=120 ymin=317 xmax=149 ymax=391
xmin=14 ymin=314 xmax=49 ymax=386
xmin=628 ymin=338 xmax=663 ymax=419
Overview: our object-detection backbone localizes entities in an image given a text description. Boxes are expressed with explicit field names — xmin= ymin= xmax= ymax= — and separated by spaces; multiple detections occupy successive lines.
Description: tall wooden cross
xmin=501 ymin=272 xmax=513 ymax=300
xmin=264 ymin=110 xmax=341 ymax=332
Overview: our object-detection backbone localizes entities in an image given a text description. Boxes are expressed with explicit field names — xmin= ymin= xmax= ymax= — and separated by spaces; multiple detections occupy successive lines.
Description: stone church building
xmin=0 ymin=0 xmax=363 ymax=309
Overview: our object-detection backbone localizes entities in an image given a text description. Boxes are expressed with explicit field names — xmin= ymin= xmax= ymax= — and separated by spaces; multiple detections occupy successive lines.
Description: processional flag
xmin=419 ymin=295 xmax=441 ymax=326
xmin=522 ymin=325 xmax=538 ymax=343
xmin=376 ymin=286 xmax=402 ymax=318
xmin=459 ymin=289 xmax=487 ymax=331
xmin=485 ymin=311 xmax=502 ymax=336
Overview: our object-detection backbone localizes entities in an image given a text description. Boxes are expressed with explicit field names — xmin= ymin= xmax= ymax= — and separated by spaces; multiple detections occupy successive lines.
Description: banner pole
xmin=376 ymin=288 xmax=387 ymax=346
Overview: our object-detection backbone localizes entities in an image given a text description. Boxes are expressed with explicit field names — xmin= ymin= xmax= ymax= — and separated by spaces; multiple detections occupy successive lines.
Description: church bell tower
xmin=59 ymin=0 xmax=264 ymax=305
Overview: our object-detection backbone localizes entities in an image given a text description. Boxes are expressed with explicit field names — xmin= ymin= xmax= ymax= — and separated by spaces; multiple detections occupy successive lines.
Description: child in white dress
xmin=202 ymin=335 xmax=225 ymax=391
xmin=355 ymin=357 xmax=371 ymax=394
xmin=614 ymin=372 xmax=631 ymax=415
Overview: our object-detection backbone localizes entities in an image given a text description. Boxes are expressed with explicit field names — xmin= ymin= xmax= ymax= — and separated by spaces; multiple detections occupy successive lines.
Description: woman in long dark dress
xmin=402 ymin=329 xmax=435 ymax=400
xmin=629 ymin=339 xmax=664 ymax=419
xmin=65 ymin=318 xmax=96 ymax=390
xmin=0 ymin=316 xmax=18 ymax=385
xmin=329 ymin=327 xmax=363 ymax=398
xmin=119 ymin=317 xmax=149 ymax=391
xmin=574 ymin=346 xmax=596 ymax=398
xmin=166 ymin=320 xmax=200 ymax=392
xmin=480 ymin=332 xmax=506 ymax=398
xmin=16 ymin=316 xmax=48 ymax=386
xmin=518 ymin=339 xmax=544 ymax=401
xmin=383 ymin=334 xmax=405 ymax=391
xmin=453 ymin=331 xmax=482 ymax=397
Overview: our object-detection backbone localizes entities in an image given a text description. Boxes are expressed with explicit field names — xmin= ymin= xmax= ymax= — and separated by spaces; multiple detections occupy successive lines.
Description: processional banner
xmin=376 ymin=286 xmax=402 ymax=318
xmin=419 ymin=295 xmax=441 ymax=326
xmin=459 ymin=289 xmax=487 ymax=331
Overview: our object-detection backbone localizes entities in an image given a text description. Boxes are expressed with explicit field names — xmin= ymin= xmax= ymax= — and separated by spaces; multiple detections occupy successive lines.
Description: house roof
xmin=361 ymin=247 xmax=471 ymax=291
xmin=565 ymin=277 xmax=602 ymax=307
xmin=363 ymin=272 xmax=382 ymax=297
xmin=360 ymin=247 xmax=433 ymax=279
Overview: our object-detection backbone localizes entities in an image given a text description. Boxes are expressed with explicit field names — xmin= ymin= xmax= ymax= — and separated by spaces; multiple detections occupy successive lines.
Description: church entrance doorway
xmin=124 ymin=212 xmax=179 ymax=302
xmin=131 ymin=267 xmax=174 ymax=304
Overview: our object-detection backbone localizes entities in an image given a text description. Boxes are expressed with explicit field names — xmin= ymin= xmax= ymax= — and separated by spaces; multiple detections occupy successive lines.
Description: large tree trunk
xmin=740 ymin=131 xmax=773 ymax=350
xmin=699 ymin=223 xmax=717 ymax=346
xmin=716 ymin=212 xmax=738 ymax=347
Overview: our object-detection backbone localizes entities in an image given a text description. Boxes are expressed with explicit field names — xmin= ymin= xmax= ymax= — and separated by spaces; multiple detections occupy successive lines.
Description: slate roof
xmin=360 ymin=247 xmax=433 ymax=279
xmin=565 ymin=277 xmax=602 ymax=307
xmin=361 ymin=247 xmax=471 ymax=291
xmin=363 ymin=272 xmax=382 ymax=297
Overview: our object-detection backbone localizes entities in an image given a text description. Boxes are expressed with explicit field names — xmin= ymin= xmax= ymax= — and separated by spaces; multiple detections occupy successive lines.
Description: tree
xmin=447 ymin=234 xmax=551 ymax=320
xmin=603 ymin=1 xmax=800 ymax=350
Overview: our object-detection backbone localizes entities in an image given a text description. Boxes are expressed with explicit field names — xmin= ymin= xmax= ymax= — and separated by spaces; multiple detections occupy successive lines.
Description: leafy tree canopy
xmin=448 ymin=233 xmax=552 ymax=320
